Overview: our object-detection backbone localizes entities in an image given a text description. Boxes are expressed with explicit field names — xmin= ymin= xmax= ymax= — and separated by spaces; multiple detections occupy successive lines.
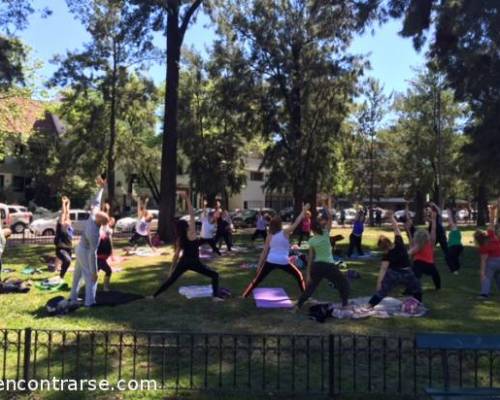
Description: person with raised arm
xmin=365 ymin=212 xmax=422 ymax=309
xmin=54 ymin=196 xmax=74 ymax=281
xmin=199 ymin=199 xmax=221 ymax=255
xmin=427 ymin=201 xmax=451 ymax=268
xmin=129 ymin=196 xmax=155 ymax=252
xmin=241 ymin=204 xmax=310 ymax=298
xmin=346 ymin=209 xmax=365 ymax=258
xmin=69 ymin=176 xmax=109 ymax=307
xmin=152 ymin=193 xmax=223 ymax=301
xmin=409 ymin=209 xmax=441 ymax=290
xmin=295 ymin=206 xmax=350 ymax=309
xmin=474 ymin=203 xmax=500 ymax=299
xmin=446 ymin=207 xmax=463 ymax=275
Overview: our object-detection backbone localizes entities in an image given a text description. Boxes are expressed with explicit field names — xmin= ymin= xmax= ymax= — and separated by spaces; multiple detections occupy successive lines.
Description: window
xmin=12 ymin=176 xmax=25 ymax=192
xmin=69 ymin=212 xmax=76 ymax=221
xmin=250 ymin=171 xmax=264 ymax=181
xmin=8 ymin=208 xmax=17 ymax=214
xmin=77 ymin=213 xmax=90 ymax=221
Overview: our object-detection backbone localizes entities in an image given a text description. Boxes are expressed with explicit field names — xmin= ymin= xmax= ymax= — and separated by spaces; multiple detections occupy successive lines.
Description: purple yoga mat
xmin=253 ymin=288 xmax=293 ymax=309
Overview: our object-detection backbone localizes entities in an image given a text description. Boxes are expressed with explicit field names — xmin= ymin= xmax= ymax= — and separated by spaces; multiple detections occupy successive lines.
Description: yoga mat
xmin=135 ymin=248 xmax=156 ymax=257
xmin=109 ymin=255 xmax=127 ymax=265
xmin=253 ymin=287 xmax=293 ymax=309
xmin=178 ymin=285 xmax=213 ymax=299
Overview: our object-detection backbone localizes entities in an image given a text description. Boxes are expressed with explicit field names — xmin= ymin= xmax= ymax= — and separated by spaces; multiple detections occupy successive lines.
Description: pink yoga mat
xmin=253 ymin=288 xmax=293 ymax=309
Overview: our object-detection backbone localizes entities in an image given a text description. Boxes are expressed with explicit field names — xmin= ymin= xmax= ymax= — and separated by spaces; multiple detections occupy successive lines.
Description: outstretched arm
xmin=91 ymin=177 xmax=105 ymax=219
xmin=488 ymin=204 xmax=497 ymax=232
xmin=430 ymin=210 xmax=437 ymax=244
xmin=389 ymin=212 xmax=401 ymax=236
xmin=285 ymin=203 xmax=311 ymax=236
xmin=181 ymin=192 xmax=196 ymax=240
xmin=324 ymin=206 xmax=333 ymax=233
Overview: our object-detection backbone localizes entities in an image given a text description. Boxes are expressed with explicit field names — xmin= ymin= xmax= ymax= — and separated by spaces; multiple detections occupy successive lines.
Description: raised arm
xmin=389 ymin=212 xmax=401 ymax=237
xmin=324 ymin=207 xmax=333 ymax=233
xmin=488 ymin=204 xmax=497 ymax=232
xmin=91 ymin=177 xmax=105 ymax=218
xmin=181 ymin=192 xmax=196 ymax=240
xmin=201 ymin=199 xmax=208 ymax=218
xmin=430 ymin=209 xmax=437 ymax=244
xmin=285 ymin=203 xmax=311 ymax=236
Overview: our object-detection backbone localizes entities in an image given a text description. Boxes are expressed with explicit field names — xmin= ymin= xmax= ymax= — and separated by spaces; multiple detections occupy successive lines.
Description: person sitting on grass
xmin=242 ymin=204 xmax=310 ymax=298
xmin=364 ymin=212 xmax=422 ymax=310
xmin=446 ymin=208 xmax=463 ymax=275
xmin=408 ymin=209 xmax=441 ymax=291
xmin=475 ymin=204 xmax=500 ymax=300
xmin=152 ymin=193 xmax=223 ymax=302
xmin=0 ymin=219 xmax=12 ymax=280
xmin=295 ymin=207 xmax=350 ymax=310
xmin=346 ymin=209 xmax=365 ymax=258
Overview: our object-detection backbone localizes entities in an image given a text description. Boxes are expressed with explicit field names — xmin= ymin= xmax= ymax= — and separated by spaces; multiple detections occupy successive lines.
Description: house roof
xmin=0 ymin=97 xmax=63 ymax=136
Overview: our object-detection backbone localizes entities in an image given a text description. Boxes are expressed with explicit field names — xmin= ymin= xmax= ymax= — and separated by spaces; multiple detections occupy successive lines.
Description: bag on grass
xmin=0 ymin=279 xmax=31 ymax=294
xmin=45 ymin=296 xmax=80 ymax=316
xmin=308 ymin=303 xmax=333 ymax=323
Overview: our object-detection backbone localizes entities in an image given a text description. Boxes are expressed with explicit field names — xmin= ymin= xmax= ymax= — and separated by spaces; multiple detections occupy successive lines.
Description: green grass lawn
xmin=1 ymin=226 xmax=497 ymax=336
xmin=1 ymin=226 xmax=498 ymax=400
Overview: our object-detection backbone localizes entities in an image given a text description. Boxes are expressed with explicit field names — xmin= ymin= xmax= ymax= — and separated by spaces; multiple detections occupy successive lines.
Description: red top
xmin=302 ymin=217 xmax=311 ymax=233
xmin=413 ymin=242 xmax=434 ymax=264
xmin=479 ymin=230 xmax=500 ymax=257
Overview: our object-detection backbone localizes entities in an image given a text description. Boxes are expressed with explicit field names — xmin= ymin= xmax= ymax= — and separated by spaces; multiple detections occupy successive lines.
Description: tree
xmin=22 ymin=73 xmax=159 ymax=209
xmin=0 ymin=0 xmax=50 ymax=88
xmin=211 ymin=0 xmax=379 ymax=216
xmin=128 ymin=0 xmax=204 ymax=242
xmin=354 ymin=78 xmax=389 ymax=225
xmin=49 ymin=0 xmax=157 ymax=209
xmin=378 ymin=67 xmax=467 ymax=223
xmin=387 ymin=1 xmax=500 ymax=225
xmin=177 ymin=49 xmax=258 ymax=206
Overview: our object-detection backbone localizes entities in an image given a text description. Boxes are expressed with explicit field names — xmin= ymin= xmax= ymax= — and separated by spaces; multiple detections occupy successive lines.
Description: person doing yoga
xmin=152 ymin=193 xmax=223 ymax=301
xmin=295 ymin=207 xmax=350 ymax=309
xmin=69 ymin=177 xmax=109 ymax=307
xmin=242 ymin=204 xmax=310 ymax=298
xmin=54 ymin=196 xmax=74 ymax=281
xmin=364 ymin=212 xmax=422 ymax=309
xmin=409 ymin=209 xmax=441 ymax=290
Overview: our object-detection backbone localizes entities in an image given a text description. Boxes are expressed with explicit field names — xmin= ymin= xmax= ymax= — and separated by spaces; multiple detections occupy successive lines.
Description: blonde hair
xmin=414 ymin=228 xmax=430 ymax=251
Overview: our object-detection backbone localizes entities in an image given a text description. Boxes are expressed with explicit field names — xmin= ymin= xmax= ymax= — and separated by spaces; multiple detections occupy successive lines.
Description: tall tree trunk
xmin=158 ymin=9 xmax=181 ymax=242
xmin=368 ymin=134 xmax=375 ymax=227
xmin=107 ymin=43 xmax=118 ymax=212
xmin=477 ymin=184 xmax=488 ymax=227
xmin=415 ymin=189 xmax=425 ymax=225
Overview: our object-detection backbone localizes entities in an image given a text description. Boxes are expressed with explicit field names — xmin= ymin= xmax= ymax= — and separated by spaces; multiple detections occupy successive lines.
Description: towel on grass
xmin=253 ymin=287 xmax=294 ymax=309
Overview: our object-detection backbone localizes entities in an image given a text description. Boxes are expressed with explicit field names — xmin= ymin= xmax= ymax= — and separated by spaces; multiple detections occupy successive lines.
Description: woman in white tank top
xmin=242 ymin=203 xmax=311 ymax=298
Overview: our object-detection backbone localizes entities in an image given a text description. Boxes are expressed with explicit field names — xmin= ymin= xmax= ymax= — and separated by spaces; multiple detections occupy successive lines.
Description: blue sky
xmin=19 ymin=1 xmax=427 ymax=99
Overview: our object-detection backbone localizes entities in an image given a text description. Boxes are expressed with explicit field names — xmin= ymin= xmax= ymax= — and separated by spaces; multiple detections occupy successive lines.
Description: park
xmin=1 ymin=1 xmax=500 ymax=399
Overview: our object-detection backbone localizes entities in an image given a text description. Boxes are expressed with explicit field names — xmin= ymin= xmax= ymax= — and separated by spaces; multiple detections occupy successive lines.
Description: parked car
xmin=114 ymin=210 xmax=159 ymax=233
xmin=279 ymin=207 xmax=295 ymax=222
xmin=179 ymin=208 xmax=205 ymax=229
xmin=29 ymin=209 xmax=90 ymax=236
xmin=336 ymin=208 xmax=358 ymax=224
xmin=393 ymin=209 xmax=416 ymax=222
xmin=232 ymin=208 xmax=277 ymax=229
xmin=0 ymin=203 xmax=33 ymax=234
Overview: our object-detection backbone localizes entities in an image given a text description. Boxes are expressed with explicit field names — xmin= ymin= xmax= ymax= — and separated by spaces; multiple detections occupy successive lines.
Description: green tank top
xmin=308 ymin=230 xmax=333 ymax=263
xmin=448 ymin=229 xmax=462 ymax=246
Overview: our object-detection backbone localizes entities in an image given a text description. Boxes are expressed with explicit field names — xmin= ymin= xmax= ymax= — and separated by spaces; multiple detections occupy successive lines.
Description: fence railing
xmin=1 ymin=328 xmax=500 ymax=396
xmin=7 ymin=230 xmax=141 ymax=246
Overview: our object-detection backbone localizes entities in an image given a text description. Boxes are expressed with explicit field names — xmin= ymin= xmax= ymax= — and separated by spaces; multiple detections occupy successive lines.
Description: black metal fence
xmin=1 ymin=329 xmax=500 ymax=396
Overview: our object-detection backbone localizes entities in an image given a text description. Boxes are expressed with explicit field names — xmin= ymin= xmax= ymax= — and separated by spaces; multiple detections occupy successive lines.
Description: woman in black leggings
xmin=153 ymin=193 xmax=222 ymax=301
xmin=55 ymin=196 xmax=74 ymax=280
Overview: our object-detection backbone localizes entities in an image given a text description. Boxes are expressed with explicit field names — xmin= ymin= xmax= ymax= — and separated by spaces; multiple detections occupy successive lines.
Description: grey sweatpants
xmin=481 ymin=257 xmax=500 ymax=296
xmin=70 ymin=246 xmax=98 ymax=307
